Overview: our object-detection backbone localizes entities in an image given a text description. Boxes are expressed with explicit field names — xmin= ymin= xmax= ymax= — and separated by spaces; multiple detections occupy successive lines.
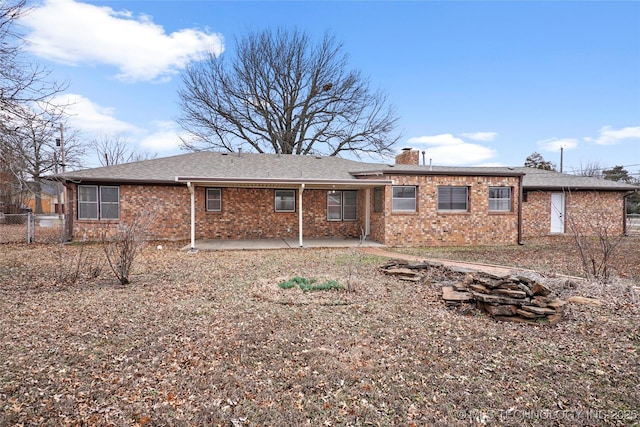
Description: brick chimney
xmin=395 ymin=148 xmax=419 ymax=165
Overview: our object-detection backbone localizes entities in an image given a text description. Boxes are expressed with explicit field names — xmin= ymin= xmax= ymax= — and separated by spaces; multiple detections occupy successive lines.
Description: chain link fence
xmin=0 ymin=213 xmax=66 ymax=244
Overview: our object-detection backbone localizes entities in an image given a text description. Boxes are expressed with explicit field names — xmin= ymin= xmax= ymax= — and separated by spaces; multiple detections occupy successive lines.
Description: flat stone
xmin=517 ymin=283 xmax=534 ymax=297
xmin=469 ymin=283 xmax=490 ymax=294
xmin=531 ymin=296 xmax=550 ymax=307
xmin=398 ymin=275 xmax=422 ymax=282
xmin=452 ymin=283 xmax=469 ymax=292
xmin=474 ymin=277 xmax=501 ymax=289
xmin=484 ymin=304 xmax=518 ymax=316
xmin=490 ymin=289 xmax=527 ymax=299
xmin=382 ymin=267 xmax=419 ymax=277
xmin=497 ymin=282 xmax=521 ymax=290
xmin=442 ymin=286 xmax=474 ymax=302
xmin=472 ymin=292 xmax=530 ymax=306
xmin=516 ymin=309 xmax=545 ymax=319
xmin=532 ymin=282 xmax=552 ymax=296
xmin=516 ymin=275 xmax=534 ymax=285
xmin=481 ymin=272 xmax=510 ymax=281
xmin=547 ymin=299 xmax=567 ymax=309
xmin=520 ymin=305 xmax=556 ymax=315
xmin=567 ymin=296 xmax=603 ymax=307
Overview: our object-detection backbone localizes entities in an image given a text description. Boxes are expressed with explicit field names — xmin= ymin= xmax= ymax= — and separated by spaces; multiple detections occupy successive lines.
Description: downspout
xmin=517 ymin=175 xmax=524 ymax=245
xmin=298 ymin=183 xmax=305 ymax=247
xmin=187 ymin=182 xmax=195 ymax=250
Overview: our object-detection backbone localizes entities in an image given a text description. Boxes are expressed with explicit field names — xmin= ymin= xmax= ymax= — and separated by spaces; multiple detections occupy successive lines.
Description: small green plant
xmin=278 ymin=277 xmax=343 ymax=292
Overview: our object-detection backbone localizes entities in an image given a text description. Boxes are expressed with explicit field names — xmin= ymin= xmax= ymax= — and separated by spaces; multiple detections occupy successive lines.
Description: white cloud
xmin=22 ymin=0 xmax=224 ymax=82
xmin=459 ymin=132 xmax=497 ymax=142
xmin=536 ymin=137 xmax=578 ymax=152
xmin=51 ymin=93 xmax=139 ymax=134
xmin=139 ymin=121 xmax=183 ymax=151
xmin=585 ymin=125 xmax=640 ymax=146
xmin=405 ymin=133 xmax=496 ymax=165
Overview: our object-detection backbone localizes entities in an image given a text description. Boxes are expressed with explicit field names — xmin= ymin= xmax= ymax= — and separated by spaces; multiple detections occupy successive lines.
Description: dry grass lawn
xmin=0 ymin=239 xmax=638 ymax=426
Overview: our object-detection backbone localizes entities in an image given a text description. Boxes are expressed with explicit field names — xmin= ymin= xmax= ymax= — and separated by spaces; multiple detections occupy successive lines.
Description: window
xmin=438 ymin=186 xmax=468 ymax=211
xmin=373 ymin=187 xmax=383 ymax=213
xmin=392 ymin=186 xmax=416 ymax=212
xmin=489 ymin=187 xmax=512 ymax=211
xmin=327 ymin=190 xmax=357 ymax=221
xmin=206 ymin=188 xmax=222 ymax=211
xmin=275 ymin=189 xmax=295 ymax=212
xmin=78 ymin=185 xmax=119 ymax=220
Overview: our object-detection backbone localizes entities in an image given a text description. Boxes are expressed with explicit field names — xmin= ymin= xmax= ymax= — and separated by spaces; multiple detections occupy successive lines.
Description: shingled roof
xmin=514 ymin=167 xmax=639 ymax=191
xmin=60 ymin=151 xmax=638 ymax=192
xmin=60 ymin=151 xmax=523 ymax=184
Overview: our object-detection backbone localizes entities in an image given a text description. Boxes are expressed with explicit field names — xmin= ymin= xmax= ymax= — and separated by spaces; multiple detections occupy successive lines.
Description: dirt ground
xmin=0 ymin=241 xmax=638 ymax=426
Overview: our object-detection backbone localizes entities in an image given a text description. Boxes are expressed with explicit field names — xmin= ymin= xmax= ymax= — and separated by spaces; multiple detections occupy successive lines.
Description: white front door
xmin=550 ymin=193 xmax=565 ymax=233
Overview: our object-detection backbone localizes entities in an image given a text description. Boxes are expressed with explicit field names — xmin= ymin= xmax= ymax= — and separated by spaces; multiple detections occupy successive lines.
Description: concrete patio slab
xmin=183 ymin=238 xmax=385 ymax=251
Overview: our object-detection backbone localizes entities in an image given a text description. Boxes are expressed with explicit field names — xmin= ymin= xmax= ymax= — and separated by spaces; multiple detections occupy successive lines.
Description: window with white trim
xmin=78 ymin=185 xmax=119 ymax=220
xmin=327 ymin=190 xmax=357 ymax=221
xmin=206 ymin=188 xmax=222 ymax=211
xmin=392 ymin=186 xmax=416 ymax=212
xmin=275 ymin=189 xmax=295 ymax=212
xmin=438 ymin=186 xmax=468 ymax=211
xmin=489 ymin=187 xmax=512 ymax=211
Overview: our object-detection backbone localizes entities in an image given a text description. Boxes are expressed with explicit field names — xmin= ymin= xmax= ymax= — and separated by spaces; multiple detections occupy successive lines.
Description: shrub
xmin=278 ymin=277 xmax=343 ymax=292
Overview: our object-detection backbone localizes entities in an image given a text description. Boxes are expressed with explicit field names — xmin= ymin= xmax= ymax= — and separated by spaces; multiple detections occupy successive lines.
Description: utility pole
xmin=55 ymin=124 xmax=66 ymax=241
xmin=57 ymin=123 xmax=65 ymax=173
xmin=560 ymin=146 xmax=564 ymax=173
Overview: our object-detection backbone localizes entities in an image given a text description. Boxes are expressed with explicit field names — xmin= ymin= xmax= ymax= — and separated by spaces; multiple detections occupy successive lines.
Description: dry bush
xmin=102 ymin=210 xmax=159 ymax=285
xmin=565 ymin=193 xmax=625 ymax=282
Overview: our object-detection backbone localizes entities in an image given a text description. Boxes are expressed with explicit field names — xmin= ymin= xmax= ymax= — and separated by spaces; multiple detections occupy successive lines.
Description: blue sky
xmin=18 ymin=0 xmax=640 ymax=174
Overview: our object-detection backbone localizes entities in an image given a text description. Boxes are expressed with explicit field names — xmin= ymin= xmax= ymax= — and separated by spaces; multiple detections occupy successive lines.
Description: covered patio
xmin=183 ymin=237 xmax=386 ymax=251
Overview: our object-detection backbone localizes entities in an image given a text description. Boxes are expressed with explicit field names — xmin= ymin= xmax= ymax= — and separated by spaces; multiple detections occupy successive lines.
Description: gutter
xmin=174 ymin=176 xmax=393 ymax=187
xmin=518 ymin=174 xmax=524 ymax=245
xmin=352 ymin=170 xmax=525 ymax=178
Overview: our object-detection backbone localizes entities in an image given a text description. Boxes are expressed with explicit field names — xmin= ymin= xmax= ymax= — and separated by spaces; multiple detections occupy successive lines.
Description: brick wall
xmin=71 ymin=184 xmax=365 ymax=241
xmin=377 ymin=174 xmax=521 ymax=246
xmin=195 ymin=187 xmax=363 ymax=239
xmin=522 ymin=190 xmax=626 ymax=238
xmin=71 ymin=184 xmax=191 ymax=241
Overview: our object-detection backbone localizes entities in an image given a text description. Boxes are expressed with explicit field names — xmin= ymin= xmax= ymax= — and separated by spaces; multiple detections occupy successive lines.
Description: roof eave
xmin=174 ymin=176 xmax=393 ymax=187
xmin=352 ymin=169 xmax=525 ymax=177
xmin=523 ymin=185 xmax=639 ymax=192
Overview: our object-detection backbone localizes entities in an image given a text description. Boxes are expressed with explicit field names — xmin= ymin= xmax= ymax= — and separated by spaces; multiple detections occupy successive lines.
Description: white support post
xmin=298 ymin=183 xmax=305 ymax=247
xmin=365 ymin=188 xmax=371 ymax=239
xmin=187 ymin=182 xmax=195 ymax=250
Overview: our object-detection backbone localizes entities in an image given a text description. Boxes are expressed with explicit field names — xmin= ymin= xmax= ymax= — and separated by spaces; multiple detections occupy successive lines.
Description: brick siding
xmin=372 ymin=174 xmax=521 ymax=246
xmin=70 ymin=184 xmax=365 ymax=241
xmin=522 ymin=190 xmax=626 ymax=237
xmin=69 ymin=179 xmax=625 ymax=246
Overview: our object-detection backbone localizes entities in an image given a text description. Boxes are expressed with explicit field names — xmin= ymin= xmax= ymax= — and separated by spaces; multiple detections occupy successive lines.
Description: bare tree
xmin=576 ymin=161 xmax=603 ymax=178
xmin=0 ymin=140 xmax=27 ymax=213
xmin=0 ymin=0 xmax=67 ymax=118
xmin=2 ymin=104 xmax=83 ymax=213
xmin=90 ymin=133 xmax=156 ymax=166
xmin=178 ymin=28 xmax=400 ymax=157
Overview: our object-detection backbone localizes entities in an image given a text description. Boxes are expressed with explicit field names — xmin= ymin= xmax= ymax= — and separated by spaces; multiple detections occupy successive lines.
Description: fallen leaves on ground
xmin=0 ymin=241 xmax=638 ymax=426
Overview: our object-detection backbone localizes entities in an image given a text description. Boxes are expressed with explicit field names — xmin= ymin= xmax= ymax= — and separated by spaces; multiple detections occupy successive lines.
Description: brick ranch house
xmin=59 ymin=149 xmax=638 ymax=248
